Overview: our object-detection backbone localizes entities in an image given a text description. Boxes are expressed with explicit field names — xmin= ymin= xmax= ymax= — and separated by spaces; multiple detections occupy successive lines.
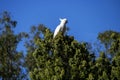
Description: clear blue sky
xmin=0 ymin=0 xmax=120 ymax=42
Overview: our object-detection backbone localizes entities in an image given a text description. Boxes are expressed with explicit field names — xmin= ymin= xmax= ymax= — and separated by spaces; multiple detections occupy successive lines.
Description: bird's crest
xmin=59 ymin=18 xmax=68 ymax=23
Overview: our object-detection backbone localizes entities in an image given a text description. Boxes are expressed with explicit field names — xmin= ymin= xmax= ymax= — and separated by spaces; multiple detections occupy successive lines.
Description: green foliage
xmin=97 ymin=30 xmax=120 ymax=80
xmin=25 ymin=25 xmax=94 ymax=80
xmin=111 ymin=52 xmax=120 ymax=79
xmin=1 ymin=11 xmax=120 ymax=80
xmin=98 ymin=30 xmax=120 ymax=56
xmin=0 ymin=11 xmax=27 ymax=79
xmin=25 ymin=29 xmax=120 ymax=80
xmin=25 ymin=24 xmax=48 ymax=73
xmin=94 ymin=52 xmax=111 ymax=80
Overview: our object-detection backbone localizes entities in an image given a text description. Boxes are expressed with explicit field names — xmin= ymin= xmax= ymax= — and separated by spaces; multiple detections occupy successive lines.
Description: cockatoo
xmin=53 ymin=18 xmax=68 ymax=38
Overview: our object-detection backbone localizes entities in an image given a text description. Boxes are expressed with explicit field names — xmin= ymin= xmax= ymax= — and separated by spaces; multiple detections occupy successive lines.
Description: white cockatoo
xmin=53 ymin=18 xmax=68 ymax=38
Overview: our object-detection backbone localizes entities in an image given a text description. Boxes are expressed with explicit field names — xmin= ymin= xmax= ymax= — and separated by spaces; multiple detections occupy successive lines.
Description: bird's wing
xmin=62 ymin=25 xmax=66 ymax=34
xmin=53 ymin=25 xmax=61 ymax=38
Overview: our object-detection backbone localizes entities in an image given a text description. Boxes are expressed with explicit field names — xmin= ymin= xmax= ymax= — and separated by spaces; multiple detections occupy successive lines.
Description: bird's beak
xmin=66 ymin=21 xmax=68 ymax=23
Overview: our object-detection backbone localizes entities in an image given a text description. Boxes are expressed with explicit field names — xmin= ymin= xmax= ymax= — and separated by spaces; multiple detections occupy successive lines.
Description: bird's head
xmin=59 ymin=18 xmax=68 ymax=24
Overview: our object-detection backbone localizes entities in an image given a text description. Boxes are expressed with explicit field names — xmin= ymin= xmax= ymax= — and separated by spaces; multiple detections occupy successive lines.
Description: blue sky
xmin=0 ymin=0 xmax=120 ymax=43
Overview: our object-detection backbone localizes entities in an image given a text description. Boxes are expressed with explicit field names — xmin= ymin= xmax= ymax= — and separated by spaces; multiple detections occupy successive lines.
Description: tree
xmin=24 ymin=19 xmax=120 ymax=80
xmin=0 ymin=11 xmax=26 ymax=79
xmin=111 ymin=52 xmax=120 ymax=80
xmin=111 ymin=33 xmax=120 ymax=80
xmin=97 ymin=30 xmax=120 ymax=57
xmin=25 ymin=24 xmax=47 ymax=74
xmin=25 ymin=24 xmax=95 ymax=80
xmin=94 ymin=52 xmax=111 ymax=80
xmin=98 ymin=30 xmax=120 ymax=80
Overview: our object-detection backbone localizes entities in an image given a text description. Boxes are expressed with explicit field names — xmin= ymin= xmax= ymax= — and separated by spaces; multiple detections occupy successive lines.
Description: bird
xmin=53 ymin=18 xmax=68 ymax=38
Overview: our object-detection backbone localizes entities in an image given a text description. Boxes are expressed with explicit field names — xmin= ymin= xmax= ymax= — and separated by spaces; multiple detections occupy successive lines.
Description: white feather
xmin=53 ymin=18 xmax=68 ymax=38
